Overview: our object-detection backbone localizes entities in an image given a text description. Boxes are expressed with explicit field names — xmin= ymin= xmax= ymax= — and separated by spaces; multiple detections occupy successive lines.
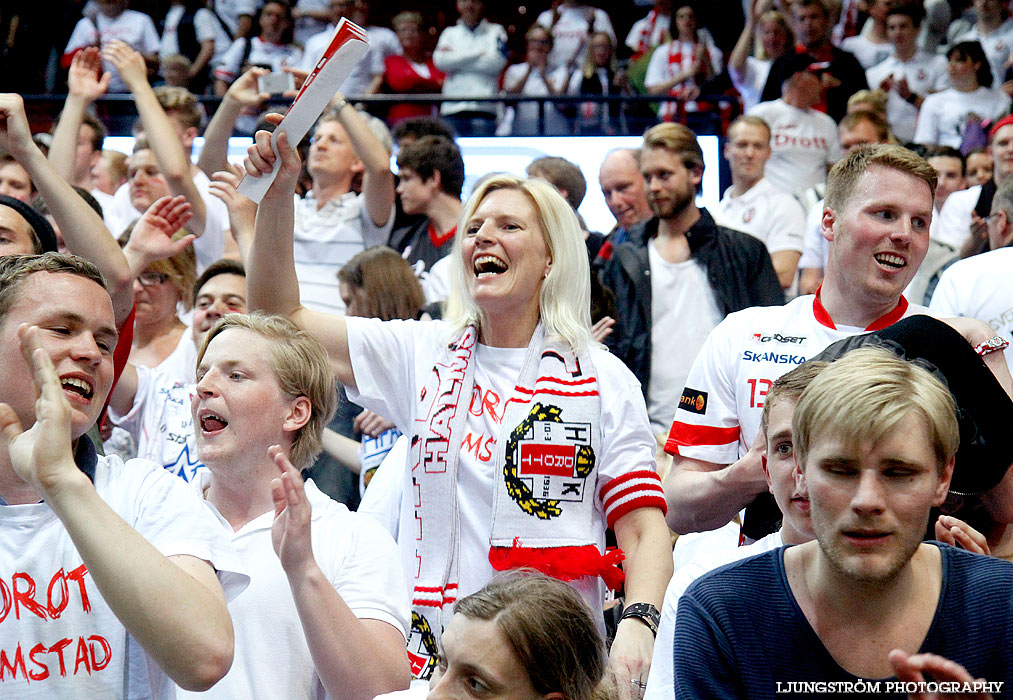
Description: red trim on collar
xmin=812 ymin=286 xmax=909 ymax=331
xmin=429 ymin=223 xmax=456 ymax=247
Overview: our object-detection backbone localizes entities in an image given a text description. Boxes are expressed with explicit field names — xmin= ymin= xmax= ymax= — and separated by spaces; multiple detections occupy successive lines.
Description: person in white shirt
xmin=62 ymin=0 xmax=160 ymax=94
xmin=714 ymin=115 xmax=805 ymax=290
xmin=160 ymin=0 xmax=232 ymax=91
xmin=535 ymin=0 xmax=616 ymax=74
xmin=664 ymin=144 xmax=936 ymax=537
xmin=644 ymin=360 xmax=822 ymax=700
xmin=952 ymin=0 xmax=1013 ymax=91
xmin=302 ymin=0 xmax=402 ymax=96
xmin=626 ymin=0 xmax=672 ymax=60
xmin=840 ymin=0 xmax=893 ymax=69
xmin=934 ymin=115 xmax=1013 ymax=251
xmin=93 ymin=43 xmax=231 ymax=272
xmin=866 ymin=3 xmax=949 ymax=144
xmin=213 ymin=1 xmax=304 ymax=92
xmin=913 ymin=40 xmax=1011 ymax=148
xmin=502 ymin=25 xmax=571 ymax=136
xmin=727 ymin=7 xmax=793 ymax=112
xmin=644 ymin=3 xmax=723 ymax=122
xmin=0 ymin=253 xmax=239 ymax=698
xmin=432 ymin=0 xmax=508 ymax=136
xmin=930 ymin=179 xmax=1013 ymax=370
xmin=748 ymin=54 xmax=842 ymax=196
xmin=180 ymin=313 xmax=411 ymax=700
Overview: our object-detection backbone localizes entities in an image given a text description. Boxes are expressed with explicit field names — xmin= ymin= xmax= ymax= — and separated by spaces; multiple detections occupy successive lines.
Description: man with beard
xmin=601 ymin=122 xmax=783 ymax=437
xmin=673 ymin=348 xmax=1013 ymax=697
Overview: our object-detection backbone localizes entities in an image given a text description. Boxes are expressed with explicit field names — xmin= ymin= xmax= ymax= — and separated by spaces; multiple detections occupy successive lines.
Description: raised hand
xmin=0 ymin=325 xmax=78 ymax=496
xmin=0 ymin=93 xmax=36 ymax=159
xmin=353 ymin=410 xmax=395 ymax=439
xmin=934 ymin=514 xmax=990 ymax=556
xmin=123 ymin=195 xmax=195 ymax=268
xmin=69 ymin=46 xmax=111 ymax=101
xmin=243 ymin=114 xmax=302 ymax=200
xmin=226 ymin=67 xmax=272 ymax=107
xmin=269 ymin=444 xmax=316 ymax=577
xmin=102 ymin=40 xmax=148 ymax=90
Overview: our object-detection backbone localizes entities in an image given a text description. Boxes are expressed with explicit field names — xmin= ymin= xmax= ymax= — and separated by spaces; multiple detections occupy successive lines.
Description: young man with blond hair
xmin=180 ymin=312 xmax=410 ymax=700
xmin=674 ymin=348 xmax=1013 ymax=696
xmin=666 ymin=144 xmax=937 ymax=539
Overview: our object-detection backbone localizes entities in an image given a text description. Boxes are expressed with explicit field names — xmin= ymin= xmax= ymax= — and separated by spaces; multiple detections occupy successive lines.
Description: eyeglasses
xmin=137 ymin=271 xmax=169 ymax=287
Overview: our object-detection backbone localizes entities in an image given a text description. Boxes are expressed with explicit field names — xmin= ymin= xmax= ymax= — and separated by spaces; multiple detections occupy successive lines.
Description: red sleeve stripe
xmin=604 ymin=492 xmax=668 ymax=529
xmin=664 ymin=422 xmax=739 ymax=455
xmin=599 ymin=471 xmax=666 ymax=528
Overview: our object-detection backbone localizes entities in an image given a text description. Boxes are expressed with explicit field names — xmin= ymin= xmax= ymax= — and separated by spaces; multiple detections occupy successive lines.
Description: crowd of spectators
xmin=3 ymin=0 xmax=1013 ymax=698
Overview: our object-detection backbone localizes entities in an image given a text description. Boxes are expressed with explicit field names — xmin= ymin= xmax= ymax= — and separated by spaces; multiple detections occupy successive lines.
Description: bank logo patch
xmin=504 ymin=403 xmax=595 ymax=519
xmin=679 ymin=387 xmax=708 ymax=415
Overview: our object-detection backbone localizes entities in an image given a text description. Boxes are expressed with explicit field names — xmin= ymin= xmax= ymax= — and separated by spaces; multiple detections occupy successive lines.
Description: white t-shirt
xmin=107 ymin=367 xmax=204 ymax=483
xmin=866 ymin=51 xmax=950 ymax=144
xmin=929 ymin=246 xmax=1013 ymax=368
xmin=179 ymin=474 xmax=410 ymax=700
xmin=913 ymin=87 xmax=1012 ymax=148
xmin=714 ymin=178 xmax=806 ymax=254
xmin=665 ymin=294 xmax=926 ymax=464
xmin=746 ymin=99 xmax=842 ymax=196
xmin=212 ymin=0 xmax=258 ymax=38
xmin=501 ymin=63 xmax=571 ymax=136
xmin=64 ymin=10 xmax=161 ymax=93
xmin=301 ymin=25 xmax=401 ymax=95
xmin=644 ymin=530 xmax=784 ymax=700
xmin=213 ymin=36 xmax=304 ymax=83
xmin=730 ymin=56 xmax=772 ymax=112
xmin=160 ymin=5 xmax=231 ymax=67
xmin=625 ymin=11 xmax=672 ymax=55
xmin=0 ymin=452 xmax=247 ymax=699
xmin=933 ymin=184 xmax=981 ymax=249
xmin=954 ymin=19 xmax=1013 ymax=90
xmin=644 ymin=36 xmax=724 ymax=119
xmin=535 ymin=5 xmax=616 ymax=73
xmin=344 ymin=317 xmax=658 ymax=616
xmin=840 ymin=33 xmax=893 ymax=70
xmin=647 ymin=240 xmax=723 ymax=434
xmin=293 ymin=191 xmax=394 ymax=315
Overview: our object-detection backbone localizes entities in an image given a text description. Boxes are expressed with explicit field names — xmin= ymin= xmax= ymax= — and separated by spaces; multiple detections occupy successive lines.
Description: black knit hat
xmin=0 ymin=194 xmax=58 ymax=254
xmin=813 ymin=315 xmax=1013 ymax=496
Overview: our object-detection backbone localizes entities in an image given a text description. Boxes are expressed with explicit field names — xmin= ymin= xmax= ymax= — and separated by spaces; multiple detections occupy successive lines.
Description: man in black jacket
xmin=601 ymin=122 xmax=783 ymax=437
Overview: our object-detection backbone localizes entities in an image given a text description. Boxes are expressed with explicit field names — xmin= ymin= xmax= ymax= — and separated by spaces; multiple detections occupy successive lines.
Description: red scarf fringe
xmin=488 ymin=538 xmax=626 ymax=590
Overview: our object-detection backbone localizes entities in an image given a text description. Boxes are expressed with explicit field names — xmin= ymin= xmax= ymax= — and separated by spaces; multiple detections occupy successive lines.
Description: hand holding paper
xmin=238 ymin=18 xmax=370 ymax=203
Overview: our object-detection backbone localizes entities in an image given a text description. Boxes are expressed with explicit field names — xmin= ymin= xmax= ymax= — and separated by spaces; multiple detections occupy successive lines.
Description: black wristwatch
xmin=620 ymin=602 xmax=660 ymax=636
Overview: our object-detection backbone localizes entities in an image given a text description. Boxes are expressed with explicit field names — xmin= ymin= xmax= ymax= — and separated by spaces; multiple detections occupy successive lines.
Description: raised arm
xmin=0 ymin=94 xmax=133 ymax=324
xmin=332 ymin=94 xmax=394 ymax=227
xmin=728 ymin=2 xmax=757 ymax=82
xmin=209 ymin=165 xmax=257 ymax=262
xmin=103 ymin=41 xmax=210 ymax=237
xmin=0 ymin=325 xmax=233 ymax=691
xmin=244 ymin=120 xmax=354 ymax=387
xmin=269 ymin=446 xmax=410 ymax=699
xmin=197 ymin=67 xmax=270 ymax=177
xmin=49 ymin=47 xmax=111 ymax=186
